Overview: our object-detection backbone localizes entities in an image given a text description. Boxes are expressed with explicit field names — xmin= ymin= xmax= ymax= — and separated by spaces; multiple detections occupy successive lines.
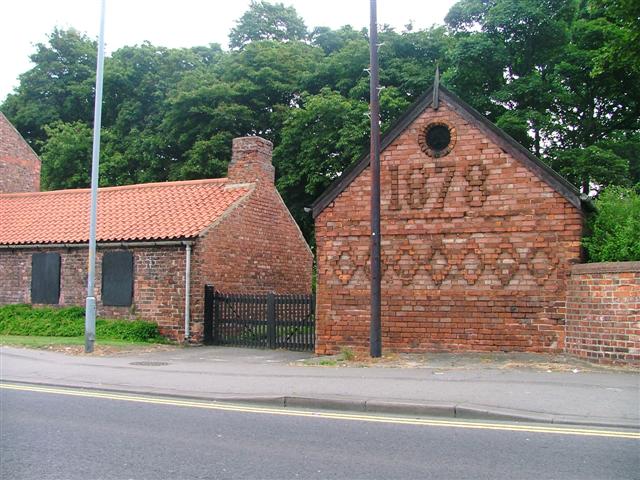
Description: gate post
xmin=267 ymin=292 xmax=276 ymax=349
xmin=203 ymin=285 xmax=214 ymax=344
xmin=311 ymin=293 xmax=316 ymax=351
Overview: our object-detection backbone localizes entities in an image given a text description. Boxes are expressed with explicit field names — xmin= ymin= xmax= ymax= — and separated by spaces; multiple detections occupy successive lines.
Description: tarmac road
xmin=1 ymin=346 xmax=638 ymax=428
xmin=1 ymin=384 xmax=638 ymax=480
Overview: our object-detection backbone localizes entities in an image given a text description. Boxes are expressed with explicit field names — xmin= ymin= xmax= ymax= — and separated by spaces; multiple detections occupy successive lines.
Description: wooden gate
xmin=203 ymin=285 xmax=315 ymax=351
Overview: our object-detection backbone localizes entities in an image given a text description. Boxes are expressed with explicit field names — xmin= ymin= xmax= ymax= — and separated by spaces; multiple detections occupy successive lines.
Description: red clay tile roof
xmin=0 ymin=179 xmax=252 ymax=245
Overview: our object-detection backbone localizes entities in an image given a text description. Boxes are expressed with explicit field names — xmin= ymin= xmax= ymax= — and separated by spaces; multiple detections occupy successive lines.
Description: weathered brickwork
xmin=315 ymin=99 xmax=584 ymax=354
xmin=0 ymin=246 xmax=186 ymax=336
xmin=0 ymin=112 xmax=41 ymax=193
xmin=565 ymin=262 xmax=640 ymax=366
xmin=0 ymin=246 xmax=188 ymax=338
xmin=188 ymin=138 xmax=313 ymax=342
xmin=0 ymin=136 xmax=313 ymax=343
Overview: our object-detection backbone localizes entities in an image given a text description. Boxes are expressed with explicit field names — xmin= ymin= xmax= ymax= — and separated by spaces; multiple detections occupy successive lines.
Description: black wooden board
xmin=102 ymin=251 xmax=133 ymax=306
xmin=31 ymin=253 xmax=60 ymax=304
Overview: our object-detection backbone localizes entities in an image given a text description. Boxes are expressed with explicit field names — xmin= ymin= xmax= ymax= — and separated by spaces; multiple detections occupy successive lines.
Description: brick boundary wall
xmin=565 ymin=262 xmax=640 ymax=366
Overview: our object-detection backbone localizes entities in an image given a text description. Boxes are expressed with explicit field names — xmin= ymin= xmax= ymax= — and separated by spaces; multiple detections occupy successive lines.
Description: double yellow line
xmin=1 ymin=382 xmax=638 ymax=439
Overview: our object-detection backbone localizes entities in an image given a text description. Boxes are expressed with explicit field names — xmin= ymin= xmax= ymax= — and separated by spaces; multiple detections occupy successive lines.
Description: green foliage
xmin=96 ymin=318 xmax=164 ymax=342
xmin=589 ymin=0 xmax=640 ymax=77
xmin=379 ymin=26 xmax=451 ymax=100
xmin=0 ymin=305 xmax=165 ymax=342
xmin=228 ymin=0 xmax=308 ymax=49
xmin=583 ymin=186 xmax=640 ymax=262
xmin=0 ymin=304 xmax=85 ymax=336
xmin=445 ymin=0 xmax=639 ymax=193
xmin=1 ymin=0 xmax=639 ymax=243
xmin=1 ymin=28 xmax=97 ymax=149
xmin=274 ymin=89 xmax=369 ymax=242
xmin=551 ymin=144 xmax=630 ymax=193
xmin=547 ymin=5 xmax=639 ymax=192
xmin=40 ymin=121 xmax=93 ymax=190
xmin=339 ymin=347 xmax=355 ymax=361
xmin=310 ymin=25 xmax=365 ymax=55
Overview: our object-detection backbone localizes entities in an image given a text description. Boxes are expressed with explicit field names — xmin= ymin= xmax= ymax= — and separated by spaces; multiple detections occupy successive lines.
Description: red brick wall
xmin=0 ymin=113 xmax=41 ymax=193
xmin=227 ymin=136 xmax=275 ymax=184
xmin=0 ymin=250 xmax=31 ymax=302
xmin=0 ymin=246 xmax=188 ymax=339
xmin=188 ymin=185 xmax=313 ymax=341
xmin=565 ymin=262 xmax=640 ymax=366
xmin=0 ymin=137 xmax=312 ymax=344
xmin=315 ymin=100 xmax=583 ymax=354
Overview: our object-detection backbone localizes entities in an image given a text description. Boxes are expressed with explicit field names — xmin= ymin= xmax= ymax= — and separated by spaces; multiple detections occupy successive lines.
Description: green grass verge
xmin=0 ymin=335 xmax=166 ymax=348
xmin=0 ymin=304 xmax=167 ymax=343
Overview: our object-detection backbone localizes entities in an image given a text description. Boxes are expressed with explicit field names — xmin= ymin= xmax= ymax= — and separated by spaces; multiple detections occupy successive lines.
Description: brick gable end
xmin=0 ymin=113 xmax=41 ymax=193
xmin=315 ymin=99 xmax=583 ymax=354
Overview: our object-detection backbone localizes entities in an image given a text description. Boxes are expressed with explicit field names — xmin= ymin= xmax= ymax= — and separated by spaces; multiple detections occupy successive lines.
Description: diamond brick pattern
xmin=314 ymin=98 xmax=584 ymax=356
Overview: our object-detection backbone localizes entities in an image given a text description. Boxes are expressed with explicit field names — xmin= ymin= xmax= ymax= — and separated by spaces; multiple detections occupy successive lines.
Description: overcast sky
xmin=0 ymin=0 xmax=457 ymax=102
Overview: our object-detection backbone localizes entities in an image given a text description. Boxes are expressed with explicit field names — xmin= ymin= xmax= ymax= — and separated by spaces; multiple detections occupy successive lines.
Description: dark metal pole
xmin=369 ymin=0 xmax=382 ymax=358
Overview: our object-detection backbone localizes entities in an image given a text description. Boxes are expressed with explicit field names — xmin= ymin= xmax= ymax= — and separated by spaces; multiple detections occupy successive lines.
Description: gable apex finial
xmin=433 ymin=64 xmax=440 ymax=110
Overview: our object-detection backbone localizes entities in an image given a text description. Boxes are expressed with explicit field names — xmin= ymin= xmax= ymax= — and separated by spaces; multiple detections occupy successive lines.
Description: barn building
xmin=312 ymin=83 xmax=585 ymax=355
xmin=0 ymin=136 xmax=312 ymax=342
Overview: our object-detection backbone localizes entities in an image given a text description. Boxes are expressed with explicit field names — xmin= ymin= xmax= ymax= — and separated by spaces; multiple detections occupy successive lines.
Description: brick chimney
xmin=227 ymin=136 xmax=275 ymax=184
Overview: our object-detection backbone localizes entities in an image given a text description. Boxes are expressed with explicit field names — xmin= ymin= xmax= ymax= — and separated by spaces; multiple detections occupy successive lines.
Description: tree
xmin=160 ymin=71 xmax=256 ymax=181
xmin=547 ymin=4 xmax=639 ymax=192
xmin=379 ymin=26 xmax=452 ymax=101
xmin=310 ymin=25 xmax=364 ymax=55
xmin=445 ymin=32 xmax=508 ymax=120
xmin=552 ymin=145 xmax=629 ymax=194
xmin=228 ymin=0 xmax=307 ymax=49
xmin=446 ymin=0 xmax=575 ymax=155
xmin=1 ymin=28 xmax=97 ymax=150
xmin=274 ymin=89 xmax=369 ymax=242
xmin=583 ymin=185 xmax=640 ymax=261
xmin=313 ymin=36 xmax=370 ymax=98
xmin=158 ymin=39 xmax=324 ymax=183
xmin=445 ymin=0 xmax=639 ymax=193
xmin=589 ymin=0 xmax=640 ymax=77
xmin=99 ymin=43 xmax=222 ymax=184
xmin=39 ymin=121 xmax=93 ymax=190
xmin=103 ymin=43 xmax=221 ymax=132
xmin=216 ymin=40 xmax=324 ymax=128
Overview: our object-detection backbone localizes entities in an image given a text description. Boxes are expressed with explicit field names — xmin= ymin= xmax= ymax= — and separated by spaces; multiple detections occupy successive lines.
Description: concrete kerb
xmin=3 ymin=378 xmax=638 ymax=430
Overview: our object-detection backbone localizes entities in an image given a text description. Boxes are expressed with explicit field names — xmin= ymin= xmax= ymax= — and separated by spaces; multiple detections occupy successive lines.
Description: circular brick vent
xmin=129 ymin=361 xmax=169 ymax=367
xmin=419 ymin=122 xmax=456 ymax=158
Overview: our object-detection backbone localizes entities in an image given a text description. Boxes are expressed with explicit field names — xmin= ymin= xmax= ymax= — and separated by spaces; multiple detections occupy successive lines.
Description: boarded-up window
xmin=102 ymin=251 xmax=134 ymax=306
xmin=31 ymin=253 xmax=61 ymax=304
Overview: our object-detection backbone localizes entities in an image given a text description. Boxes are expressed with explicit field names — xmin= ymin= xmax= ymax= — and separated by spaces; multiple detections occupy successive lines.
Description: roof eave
xmin=311 ymin=85 xmax=582 ymax=218
xmin=0 ymin=238 xmax=197 ymax=250
xmin=311 ymin=88 xmax=435 ymax=218
xmin=438 ymin=87 xmax=582 ymax=210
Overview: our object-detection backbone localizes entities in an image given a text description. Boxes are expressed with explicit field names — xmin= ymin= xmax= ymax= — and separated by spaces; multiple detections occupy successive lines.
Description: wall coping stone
xmin=571 ymin=261 xmax=640 ymax=275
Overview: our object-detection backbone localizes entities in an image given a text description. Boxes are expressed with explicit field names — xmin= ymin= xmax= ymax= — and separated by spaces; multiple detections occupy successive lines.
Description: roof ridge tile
xmin=0 ymin=177 xmax=231 ymax=198
xmin=0 ymin=178 xmax=253 ymax=245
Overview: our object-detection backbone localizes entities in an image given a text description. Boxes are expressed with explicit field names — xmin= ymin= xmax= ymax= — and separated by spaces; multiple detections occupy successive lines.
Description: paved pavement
xmin=1 ymin=345 xmax=638 ymax=428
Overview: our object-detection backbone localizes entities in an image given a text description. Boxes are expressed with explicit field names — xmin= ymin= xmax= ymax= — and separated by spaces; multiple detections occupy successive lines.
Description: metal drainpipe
xmin=184 ymin=243 xmax=192 ymax=342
